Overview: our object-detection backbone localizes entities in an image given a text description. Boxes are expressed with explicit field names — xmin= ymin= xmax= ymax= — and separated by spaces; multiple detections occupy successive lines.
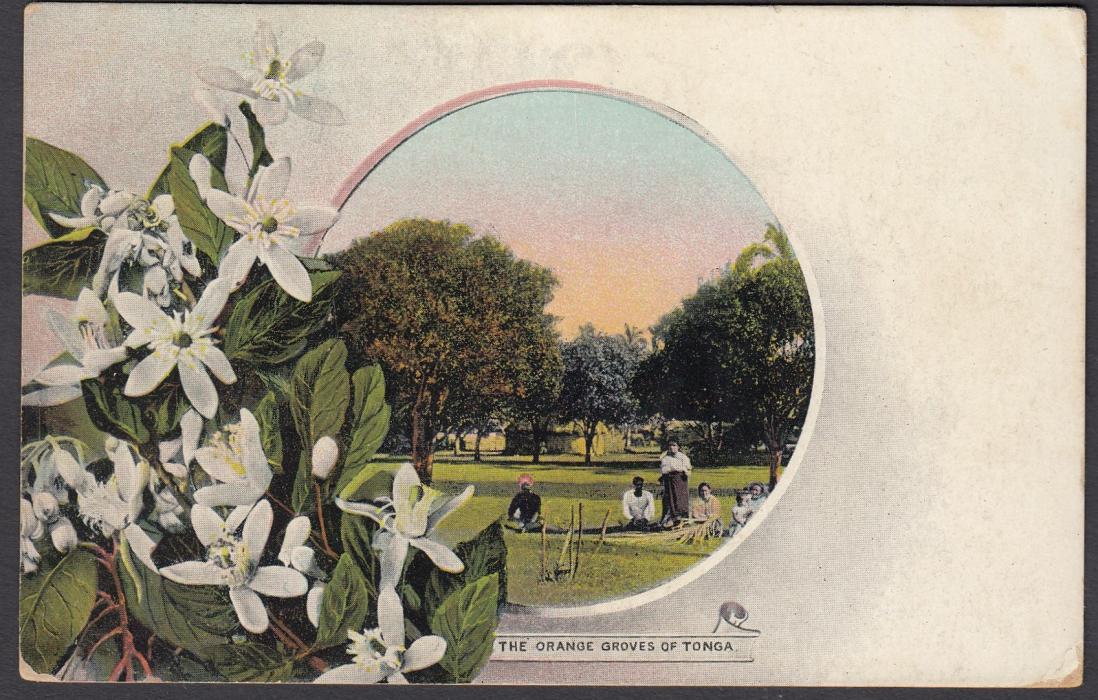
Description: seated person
xmin=622 ymin=476 xmax=655 ymax=530
xmin=747 ymin=482 xmax=769 ymax=512
xmin=507 ymin=474 xmax=542 ymax=531
xmin=689 ymin=482 xmax=723 ymax=534
xmin=727 ymin=490 xmax=753 ymax=536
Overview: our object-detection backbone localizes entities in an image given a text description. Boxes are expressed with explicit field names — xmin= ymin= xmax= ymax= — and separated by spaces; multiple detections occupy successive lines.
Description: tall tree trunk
xmin=474 ymin=430 xmax=483 ymax=462
xmin=768 ymin=446 xmax=782 ymax=492
xmin=584 ymin=423 xmax=596 ymax=465
xmin=410 ymin=391 xmax=435 ymax=484
xmin=531 ymin=419 xmax=545 ymax=464
xmin=624 ymin=425 xmax=633 ymax=453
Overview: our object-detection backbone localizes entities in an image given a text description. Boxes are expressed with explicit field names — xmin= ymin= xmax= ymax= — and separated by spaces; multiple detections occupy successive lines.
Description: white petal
xmin=80 ymin=186 xmax=104 ymax=218
xmin=306 ymin=582 xmax=325 ymax=627
xmin=205 ymin=188 xmax=251 ymax=229
xmin=225 ymin=504 xmax=253 ymax=531
xmin=285 ymin=40 xmax=323 ymax=80
xmin=403 ymin=635 xmax=448 ymax=673
xmin=388 ymin=672 xmax=408 ymax=684
xmin=253 ymin=157 xmax=291 ymax=202
xmin=334 ymin=498 xmax=387 ymax=525
xmin=123 ymin=524 xmax=159 ymax=572
xmin=194 ymin=87 xmax=230 ymax=126
xmin=82 ymin=347 xmax=129 ymax=375
xmin=409 ymin=537 xmax=465 ymax=574
xmin=238 ymin=408 xmax=273 ymax=491
xmin=188 ymin=154 xmax=214 ymax=201
xmin=426 ymin=485 xmax=474 ymax=534
xmin=163 ymin=461 xmax=188 ymax=480
xmin=283 ymin=205 xmax=340 ymax=238
xmin=253 ymin=20 xmax=279 ymax=66
xmin=392 ymin=464 xmax=420 ymax=511
xmin=249 ymin=566 xmax=307 ymax=597
xmin=50 ymin=518 xmax=78 ymax=552
xmin=53 ymin=449 xmax=89 ymax=493
xmin=99 ymin=191 xmax=135 ymax=217
xmin=189 ymin=504 xmax=225 ymax=546
xmin=75 ymin=288 xmax=109 ymax=325
xmin=189 ymin=277 xmax=233 ymax=331
xmin=378 ymin=585 xmax=405 ymax=648
xmin=35 ymin=363 xmax=90 ymax=386
xmin=279 ymin=517 xmax=311 ymax=563
xmin=114 ymin=292 xmax=172 ymax=344
xmin=44 ymin=307 xmax=86 ymax=359
xmin=196 ymin=65 xmax=256 ymax=96
xmin=181 ymin=409 xmax=203 ymax=465
xmin=151 ymin=194 xmax=174 ymax=219
xmin=315 ymin=664 xmax=382 ymax=684
xmin=230 ymin=586 xmax=269 ymax=633
xmin=194 ymin=446 xmax=245 ymax=485
xmin=159 ymin=437 xmax=182 ymax=464
xmin=291 ymin=93 xmax=345 ymax=125
xmin=159 ymin=561 xmax=228 ymax=587
xmin=194 ymin=482 xmax=261 ymax=507
xmin=260 ymin=244 xmax=312 ymax=302
xmin=242 ymin=499 xmax=273 ymax=565
xmin=379 ymin=534 xmax=410 ymax=591
xmin=110 ymin=441 xmax=143 ymax=503
xmin=290 ymin=546 xmax=326 ymax=579
xmin=254 ymin=96 xmax=289 ymax=126
xmin=217 ymin=241 xmax=258 ymax=286
xmin=196 ymin=345 xmax=237 ymax=385
xmin=21 ymin=385 xmax=82 ymax=407
xmin=124 ymin=349 xmax=177 ymax=397
xmin=311 ymin=436 xmax=338 ymax=479
xmin=178 ymin=356 xmax=218 ymax=419
xmin=48 ymin=213 xmax=95 ymax=228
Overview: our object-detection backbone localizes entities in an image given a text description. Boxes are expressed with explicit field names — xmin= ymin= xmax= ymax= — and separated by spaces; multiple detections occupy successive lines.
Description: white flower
xmin=114 ymin=278 xmax=237 ymax=419
xmin=190 ymin=154 xmax=338 ymax=302
xmin=311 ymin=436 xmax=338 ymax=479
xmin=158 ymin=408 xmax=204 ymax=480
xmin=48 ymin=185 xmax=134 ymax=231
xmin=193 ymin=408 xmax=273 ymax=507
xmin=149 ymin=475 xmax=187 ymax=533
xmin=30 ymin=491 xmax=79 ymax=553
xmin=315 ymin=593 xmax=447 ymax=684
xmin=306 ymin=581 xmax=326 ymax=627
xmin=277 ymin=515 xmax=326 ymax=579
xmin=160 ymin=500 xmax=308 ymax=634
xmin=336 ymin=463 xmax=473 ymax=587
xmin=56 ymin=437 xmax=159 ymax=572
xmin=196 ymin=21 xmax=345 ymax=127
xmin=27 ymin=289 xmax=128 ymax=404
xmin=20 ymin=498 xmax=44 ymax=574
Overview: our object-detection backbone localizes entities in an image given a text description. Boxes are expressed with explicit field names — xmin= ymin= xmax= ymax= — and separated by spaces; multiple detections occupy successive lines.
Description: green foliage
xmin=335 ymin=364 xmax=391 ymax=493
xmin=255 ymin=391 xmax=284 ymax=474
xmin=331 ymin=219 xmax=559 ymax=473
xmin=202 ymin=641 xmax=294 ymax=682
xmin=409 ymin=521 xmax=507 ymax=621
xmin=119 ymin=539 xmax=238 ymax=657
xmin=24 ymin=137 xmax=107 ymax=237
xmin=238 ymin=101 xmax=274 ymax=181
xmin=19 ymin=549 xmax=98 ymax=673
xmin=338 ymin=513 xmax=381 ymax=602
xmin=81 ymin=378 xmax=150 ymax=444
xmin=290 ymin=338 xmax=350 ymax=511
xmin=222 ymin=268 xmax=341 ymax=365
xmin=22 ymin=226 xmax=107 ymax=299
xmin=313 ymin=554 xmax=372 ymax=650
xmin=428 ymin=573 xmax=499 ymax=683
xmin=148 ymin=122 xmax=235 ymax=262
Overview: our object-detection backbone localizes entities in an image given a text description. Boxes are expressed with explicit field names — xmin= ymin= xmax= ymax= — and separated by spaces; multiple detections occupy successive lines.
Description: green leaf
xmin=148 ymin=122 xmax=229 ymax=199
xmin=203 ymin=641 xmax=293 ymax=682
xmin=24 ymin=137 xmax=107 ymax=237
xmin=314 ymin=554 xmax=371 ymax=650
xmin=255 ymin=391 xmax=284 ymax=474
xmin=338 ymin=513 xmax=380 ymax=602
xmin=429 ymin=574 xmax=499 ymax=683
xmin=147 ymin=384 xmax=192 ymax=438
xmin=222 ymin=269 xmax=341 ymax=365
xmin=118 ymin=539 xmax=238 ymax=657
xmin=81 ymin=378 xmax=150 ymax=444
xmin=238 ymin=101 xmax=273 ymax=181
xmin=19 ymin=549 xmax=98 ymax=673
xmin=335 ymin=364 xmax=391 ymax=493
xmin=164 ymin=151 xmax=235 ymax=263
xmin=422 ymin=522 xmax=508 ymax=615
xmin=290 ymin=339 xmax=350 ymax=511
xmin=21 ymin=226 xmax=106 ymax=299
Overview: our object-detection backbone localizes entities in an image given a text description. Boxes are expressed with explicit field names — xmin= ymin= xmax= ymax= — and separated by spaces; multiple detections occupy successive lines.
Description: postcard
xmin=20 ymin=3 xmax=1084 ymax=686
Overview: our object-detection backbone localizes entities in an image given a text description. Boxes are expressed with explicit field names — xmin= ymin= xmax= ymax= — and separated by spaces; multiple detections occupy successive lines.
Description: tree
xmin=557 ymin=324 xmax=644 ymax=465
xmin=332 ymin=219 xmax=559 ymax=483
xmin=635 ymin=224 xmax=814 ymax=489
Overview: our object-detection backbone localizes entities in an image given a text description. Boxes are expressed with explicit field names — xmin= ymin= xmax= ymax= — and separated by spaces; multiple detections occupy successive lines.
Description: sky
xmin=321 ymin=91 xmax=779 ymax=337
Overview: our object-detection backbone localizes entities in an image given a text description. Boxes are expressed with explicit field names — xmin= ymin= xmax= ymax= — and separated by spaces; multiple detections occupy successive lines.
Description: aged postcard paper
xmin=20 ymin=3 xmax=1083 ymax=686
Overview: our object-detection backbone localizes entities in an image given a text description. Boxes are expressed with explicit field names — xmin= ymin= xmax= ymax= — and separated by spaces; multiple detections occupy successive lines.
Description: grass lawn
xmin=370 ymin=452 xmax=780 ymax=607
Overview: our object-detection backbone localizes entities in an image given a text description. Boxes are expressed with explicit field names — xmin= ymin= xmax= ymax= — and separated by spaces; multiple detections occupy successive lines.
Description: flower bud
xmin=311 ymin=436 xmax=338 ymax=480
xmin=21 ymin=498 xmax=43 ymax=539
xmin=50 ymin=517 xmax=79 ymax=552
xmin=291 ymin=546 xmax=327 ymax=580
xmin=307 ymin=582 xmax=326 ymax=628
xmin=32 ymin=492 xmax=60 ymax=523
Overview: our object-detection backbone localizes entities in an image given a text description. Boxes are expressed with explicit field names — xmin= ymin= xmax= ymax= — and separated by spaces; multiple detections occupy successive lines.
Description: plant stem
xmin=313 ymin=481 xmax=336 ymax=557
xmin=266 ymin=491 xmax=338 ymax=560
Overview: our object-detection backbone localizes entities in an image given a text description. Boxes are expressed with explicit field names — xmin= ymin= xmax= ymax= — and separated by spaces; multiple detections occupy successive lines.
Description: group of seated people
xmin=621 ymin=475 xmax=769 ymax=536
xmin=505 ymin=469 xmax=770 ymax=538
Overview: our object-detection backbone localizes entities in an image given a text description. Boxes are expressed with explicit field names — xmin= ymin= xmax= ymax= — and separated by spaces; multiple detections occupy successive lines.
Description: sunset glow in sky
xmin=320 ymin=91 xmax=780 ymax=337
